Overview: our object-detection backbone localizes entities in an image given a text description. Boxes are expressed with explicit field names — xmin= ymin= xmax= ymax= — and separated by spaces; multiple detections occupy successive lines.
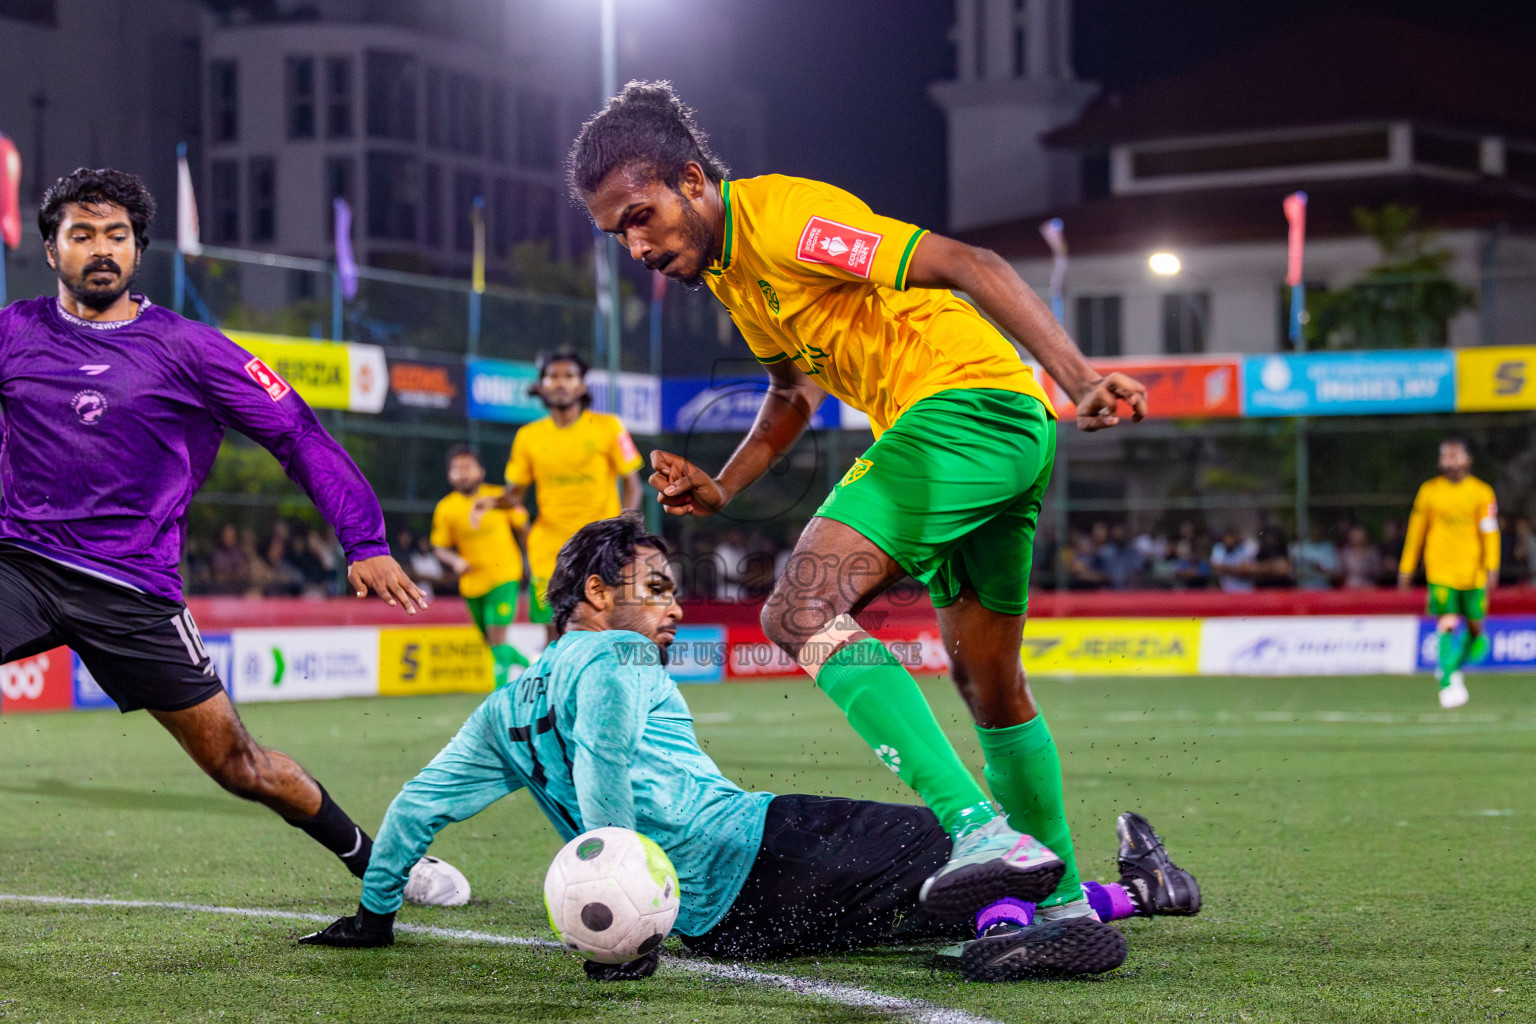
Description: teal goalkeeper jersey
xmin=362 ymin=630 xmax=775 ymax=936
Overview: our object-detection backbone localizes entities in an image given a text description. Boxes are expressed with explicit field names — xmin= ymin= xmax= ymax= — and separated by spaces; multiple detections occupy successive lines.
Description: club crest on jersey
xmin=796 ymin=216 xmax=881 ymax=279
xmin=244 ymin=357 xmax=292 ymax=401
xmin=840 ymin=458 xmax=873 ymax=487
xmin=71 ymin=389 xmax=108 ymax=425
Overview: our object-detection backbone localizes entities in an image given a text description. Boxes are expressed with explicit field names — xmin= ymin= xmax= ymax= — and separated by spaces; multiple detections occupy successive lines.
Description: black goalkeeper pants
xmin=680 ymin=794 xmax=966 ymax=960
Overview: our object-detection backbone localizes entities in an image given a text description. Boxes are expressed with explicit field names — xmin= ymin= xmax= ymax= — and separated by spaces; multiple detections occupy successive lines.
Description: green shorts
xmin=527 ymin=574 xmax=553 ymax=624
xmin=1427 ymin=585 xmax=1487 ymax=621
xmin=465 ymin=580 xmax=521 ymax=636
xmin=815 ymin=389 xmax=1055 ymax=616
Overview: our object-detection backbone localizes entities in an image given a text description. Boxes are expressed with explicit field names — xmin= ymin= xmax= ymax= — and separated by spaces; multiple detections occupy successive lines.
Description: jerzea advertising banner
xmin=466 ymin=358 xmax=545 ymax=423
xmin=1417 ymin=616 xmax=1536 ymax=672
xmin=1454 ymin=346 xmax=1536 ymax=412
xmin=1044 ymin=359 xmax=1242 ymax=420
xmin=225 ymin=331 xmax=388 ymax=413
xmin=1200 ymin=616 xmax=1419 ymax=676
xmin=1243 ymin=351 xmax=1455 ymax=417
xmin=231 ymin=628 xmax=380 ymax=702
xmin=1020 ymin=618 xmax=1202 ymax=675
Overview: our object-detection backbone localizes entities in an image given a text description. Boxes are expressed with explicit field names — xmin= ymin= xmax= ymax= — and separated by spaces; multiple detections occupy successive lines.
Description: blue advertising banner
xmin=466 ymin=358 xmax=544 ymax=424
xmin=73 ymin=633 xmax=234 ymax=709
xmin=663 ymin=377 xmax=838 ymax=433
xmin=1243 ymin=351 xmax=1456 ymax=417
xmin=661 ymin=624 xmax=728 ymax=683
xmin=1417 ymin=616 xmax=1536 ymax=673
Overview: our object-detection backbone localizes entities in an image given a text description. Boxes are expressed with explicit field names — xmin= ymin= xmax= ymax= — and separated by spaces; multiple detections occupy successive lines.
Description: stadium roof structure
xmin=1043 ymin=12 xmax=1536 ymax=150
xmin=954 ymin=174 xmax=1536 ymax=261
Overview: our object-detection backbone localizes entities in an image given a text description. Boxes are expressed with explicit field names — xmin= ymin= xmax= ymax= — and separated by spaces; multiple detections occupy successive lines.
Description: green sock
xmin=490 ymin=644 xmax=529 ymax=689
xmin=976 ymin=716 xmax=1083 ymax=907
xmin=1436 ymin=631 xmax=1464 ymax=683
xmin=1460 ymin=632 xmax=1489 ymax=670
xmin=817 ymin=639 xmax=995 ymax=837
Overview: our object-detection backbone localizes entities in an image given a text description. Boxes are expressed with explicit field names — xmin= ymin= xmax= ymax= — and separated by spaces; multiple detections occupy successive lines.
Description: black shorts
xmin=680 ymin=794 xmax=964 ymax=960
xmin=0 ymin=544 xmax=224 ymax=713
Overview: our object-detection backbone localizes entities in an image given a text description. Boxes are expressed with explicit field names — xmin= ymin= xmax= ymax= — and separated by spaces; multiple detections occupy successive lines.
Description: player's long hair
xmin=568 ymin=81 xmax=730 ymax=202
xmin=39 ymin=168 xmax=156 ymax=251
xmin=548 ymin=513 xmax=670 ymax=635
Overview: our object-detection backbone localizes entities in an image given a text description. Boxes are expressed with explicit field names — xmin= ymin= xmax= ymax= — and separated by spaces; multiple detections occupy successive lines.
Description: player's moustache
xmin=84 ymin=259 xmax=121 ymax=276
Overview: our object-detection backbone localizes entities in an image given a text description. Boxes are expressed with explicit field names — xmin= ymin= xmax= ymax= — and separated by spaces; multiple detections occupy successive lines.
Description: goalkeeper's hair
xmin=548 ymin=513 xmax=670 ymax=635
xmin=39 ymin=167 xmax=156 ymax=251
xmin=568 ymin=80 xmax=729 ymax=202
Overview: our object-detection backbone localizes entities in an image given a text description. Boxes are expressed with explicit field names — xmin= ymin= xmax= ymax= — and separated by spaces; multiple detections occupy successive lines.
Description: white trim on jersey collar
xmin=55 ymin=294 xmax=153 ymax=331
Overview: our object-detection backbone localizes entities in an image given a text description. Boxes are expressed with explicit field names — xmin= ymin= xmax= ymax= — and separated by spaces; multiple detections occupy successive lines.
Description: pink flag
xmin=1283 ymin=191 xmax=1307 ymax=287
xmin=0 ymin=134 xmax=21 ymax=251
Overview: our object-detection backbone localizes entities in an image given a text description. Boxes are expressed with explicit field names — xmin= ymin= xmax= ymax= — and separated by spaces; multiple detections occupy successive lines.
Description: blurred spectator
xmin=1211 ymin=528 xmax=1258 ymax=593
xmin=409 ymin=534 xmax=450 ymax=594
xmin=241 ymin=527 xmax=274 ymax=597
xmin=1169 ymin=523 xmax=1212 ymax=589
xmin=1100 ymin=522 xmax=1146 ymax=590
xmin=208 ymin=523 xmax=250 ymax=595
xmin=1340 ymin=525 xmax=1382 ymax=588
xmin=1291 ymin=526 xmax=1342 ymax=590
xmin=262 ymin=529 xmax=304 ymax=597
xmin=1031 ymin=525 xmax=1059 ymax=591
xmin=712 ymin=527 xmax=750 ymax=602
xmin=182 ymin=536 xmax=211 ymax=594
xmin=1064 ymin=529 xmax=1107 ymax=590
xmin=1252 ymin=516 xmax=1294 ymax=588
xmin=1376 ymin=519 xmax=1405 ymax=587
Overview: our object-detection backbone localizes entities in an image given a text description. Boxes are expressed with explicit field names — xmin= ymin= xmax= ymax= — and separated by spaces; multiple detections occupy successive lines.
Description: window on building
xmin=366 ymin=151 xmax=418 ymax=241
xmin=424 ymin=66 xmax=444 ymax=150
xmin=423 ymin=163 xmax=444 ymax=247
xmin=324 ymin=155 xmax=355 ymax=236
xmin=1162 ymin=292 xmax=1209 ymax=354
xmin=365 ymin=50 xmax=417 ymax=142
xmin=489 ymin=82 xmax=510 ymax=163
xmin=210 ymin=59 xmax=238 ymax=143
xmin=1075 ymin=295 xmax=1122 ymax=357
xmin=248 ymin=157 xmax=276 ymax=243
xmin=448 ymin=73 xmax=483 ymax=157
xmin=325 ymin=56 xmax=353 ymax=139
xmin=1413 ymin=130 xmax=1481 ymax=173
xmin=492 ymin=177 xmax=517 ymax=256
xmin=210 ymin=159 xmax=239 ymax=243
xmin=516 ymin=89 xmax=556 ymax=170
xmin=286 ymin=56 xmax=316 ymax=140
xmin=453 ymin=170 xmax=484 ymax=253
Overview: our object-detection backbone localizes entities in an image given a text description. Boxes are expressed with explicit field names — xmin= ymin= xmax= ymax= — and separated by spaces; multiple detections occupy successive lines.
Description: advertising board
xmin=1021 ymin=618 xmax=1202 ymax=675
xmin=230 ymin=628 xmax=380 ymax=702
xmin=1199 ymin=616 xmax=1419 ymax=676
xmin=1416 ymin=616 xmax=1536 ymax=672
xmin=1243 ymin=351 xmax=1455 ymax=417
xmin=465 ymin=358 xmax=545 ymax=423
xmin=0 ymin=646 xmax=73 ymax=713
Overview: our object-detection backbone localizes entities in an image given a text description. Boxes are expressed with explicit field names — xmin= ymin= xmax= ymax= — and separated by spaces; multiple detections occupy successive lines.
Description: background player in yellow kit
xmin=430 ymin=445 xmax=531 ymax=688
xmin=571 ymin=82 xmax=1147 ymax=967
xmin=474 ymin=351 xmax=643 ymax=642
xmin=1399 ymin=438 xmax=1500 ymax=708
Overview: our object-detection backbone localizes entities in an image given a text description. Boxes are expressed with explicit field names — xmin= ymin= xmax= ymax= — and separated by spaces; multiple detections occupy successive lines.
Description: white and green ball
xmin=543 ymin=827 xmax=680 ymax=964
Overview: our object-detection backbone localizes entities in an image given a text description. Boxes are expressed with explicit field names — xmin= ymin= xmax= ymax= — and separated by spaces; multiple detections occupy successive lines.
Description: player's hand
xmin=298 ymin=906 xmax=395 ymax=948
xmin=649 ymin=450 xmax=727 ymax=517
xmin=1075 ymin=372 xmax=1148 ymax=432
xmin=1397 ymin=572 xmax=1413 ymax=592
xmin=583 ymin=948 xmax=660 ymax=981
xmin=349 ymin=555 xmax=430 ymax=614
xmin=1487 ymin=573 xmax=1499 ymax=592
xmin=468 ymin=495 xmax=500 ymax=530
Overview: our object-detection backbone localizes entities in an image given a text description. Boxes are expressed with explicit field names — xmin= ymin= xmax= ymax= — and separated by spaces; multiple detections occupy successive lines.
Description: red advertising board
xmin=0 ymin=646 xmax=74 ymax=713
xmin=1043 ymin=357 xmax=1242 ymax=419
xmin=725 ymin=626 xmax=952 ymax=679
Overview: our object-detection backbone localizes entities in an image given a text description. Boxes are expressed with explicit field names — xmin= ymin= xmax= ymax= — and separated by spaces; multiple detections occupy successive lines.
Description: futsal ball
xmin=543 ymin=827 xmax=680 ymax=964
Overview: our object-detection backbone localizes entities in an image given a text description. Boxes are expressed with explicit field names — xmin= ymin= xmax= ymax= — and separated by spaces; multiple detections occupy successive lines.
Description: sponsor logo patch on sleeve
xmin=244 ymin=356 xmax=292 ymax=402
xmin=616 ymin=425 xmax=640 ymax=465
xmin=796 ymin=216 xmax=882 ymax=279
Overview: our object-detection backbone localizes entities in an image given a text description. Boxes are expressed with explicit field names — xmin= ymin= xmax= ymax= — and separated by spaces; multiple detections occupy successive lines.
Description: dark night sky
xmin=678 ymin=0 xmax=1536 ymax=231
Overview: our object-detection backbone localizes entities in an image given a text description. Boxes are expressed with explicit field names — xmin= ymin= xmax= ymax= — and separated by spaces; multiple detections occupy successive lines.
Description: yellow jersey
xmin=506 ymin=410 xmax=643 ymax=549
xmin=1399 ymin=475 xmax=1500 ymax=589
xmin=703 ymin=175 xmax=1053 ymax=437
xmin=429 ymin=484 xmax=529 ymax=598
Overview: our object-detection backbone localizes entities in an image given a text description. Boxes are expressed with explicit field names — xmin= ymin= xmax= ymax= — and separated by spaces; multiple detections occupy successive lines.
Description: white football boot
xmin=404 ymin=855 xmax=472 ymax=907
xmin=1439 ymin=671 xmax=1469 ymax=709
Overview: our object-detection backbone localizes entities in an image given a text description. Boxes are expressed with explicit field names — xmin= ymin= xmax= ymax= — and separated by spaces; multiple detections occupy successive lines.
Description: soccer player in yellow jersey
xmin=475 ymin=351 xmax=643 ymax=642
xmin=431 ymin=445 xmax=531 ymax=689
xmin=570 ymin=82 xmax=1149 ymax=970
xmin=1398 ymin=438 xmax=1500 ymax=708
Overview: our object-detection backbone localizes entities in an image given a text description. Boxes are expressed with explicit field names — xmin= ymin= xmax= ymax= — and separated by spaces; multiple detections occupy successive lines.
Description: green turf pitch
xmin=2 ymin=674 xmax=1535 ymax=1023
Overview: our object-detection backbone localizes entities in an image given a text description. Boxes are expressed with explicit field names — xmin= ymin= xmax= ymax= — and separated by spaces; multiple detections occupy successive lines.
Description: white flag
xmin=176 ymin=147 xmax=201 ymax=256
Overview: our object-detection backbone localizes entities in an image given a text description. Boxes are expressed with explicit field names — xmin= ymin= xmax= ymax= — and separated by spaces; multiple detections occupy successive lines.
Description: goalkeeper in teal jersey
xmin=301 ymin=516 xmax=1193 ymax=980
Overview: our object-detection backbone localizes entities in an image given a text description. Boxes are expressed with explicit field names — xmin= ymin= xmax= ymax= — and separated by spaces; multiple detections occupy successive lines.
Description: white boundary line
xmin=0 ymin=893 xmax=1002 ymax=1024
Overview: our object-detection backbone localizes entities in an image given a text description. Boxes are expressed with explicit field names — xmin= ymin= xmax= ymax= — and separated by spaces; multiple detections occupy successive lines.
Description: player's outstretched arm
xmin=905 ymin=233 xmax=1147 ymax=432
xmin=650 ymin=361 xmax=825 ymax=515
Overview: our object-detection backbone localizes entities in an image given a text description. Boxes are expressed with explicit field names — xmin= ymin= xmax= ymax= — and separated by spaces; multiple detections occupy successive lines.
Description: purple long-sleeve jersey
xmin=0 ymin=296 xmax=389 ymax=601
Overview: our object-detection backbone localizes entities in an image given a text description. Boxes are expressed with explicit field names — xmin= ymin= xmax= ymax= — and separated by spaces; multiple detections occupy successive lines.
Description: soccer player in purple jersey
xmin=0 ymin=167 xmax=424 ymax=879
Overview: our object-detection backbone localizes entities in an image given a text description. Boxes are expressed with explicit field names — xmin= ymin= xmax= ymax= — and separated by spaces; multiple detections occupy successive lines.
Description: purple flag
xmin=334 ymin=197 xmax=358 ymax=301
